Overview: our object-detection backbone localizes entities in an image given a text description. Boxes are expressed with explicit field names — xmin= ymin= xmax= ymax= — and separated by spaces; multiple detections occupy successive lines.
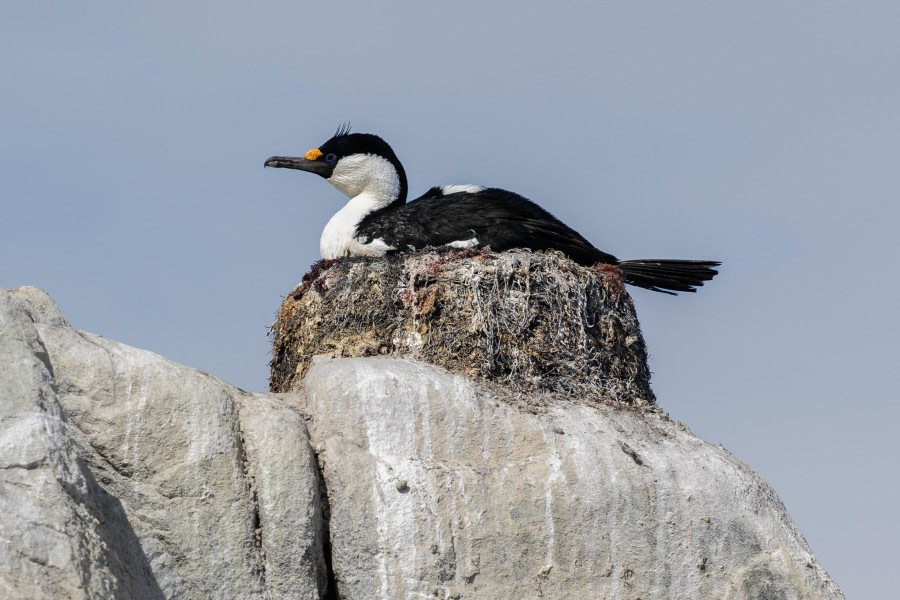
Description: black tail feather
xmin=617 ymin=259 xmax=721 ymax=295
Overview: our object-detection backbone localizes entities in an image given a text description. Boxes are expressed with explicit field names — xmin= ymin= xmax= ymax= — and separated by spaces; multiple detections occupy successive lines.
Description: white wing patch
xmin=440 ymin=184 xmax=486 ymax=195
xmin=348 ymin=236 xmax=396 ymax=257
xmin=447 ymin=237 xmax=479 ymax=249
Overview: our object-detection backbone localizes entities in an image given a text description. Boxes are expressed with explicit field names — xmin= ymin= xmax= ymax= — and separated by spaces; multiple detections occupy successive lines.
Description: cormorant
xmin=266 ymin=127 xmax=720 ymax=294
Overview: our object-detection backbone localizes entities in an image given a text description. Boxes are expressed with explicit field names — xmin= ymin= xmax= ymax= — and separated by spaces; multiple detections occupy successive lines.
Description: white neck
xmin=319 ymin=154 xmax=402 ymax=259
xmin=320 ymin=191 xmax=385 ymax=259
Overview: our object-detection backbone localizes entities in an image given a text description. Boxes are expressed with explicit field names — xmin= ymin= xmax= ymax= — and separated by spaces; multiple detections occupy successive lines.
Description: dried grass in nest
xmin=269 ymin=249 xmax=656 ymax=408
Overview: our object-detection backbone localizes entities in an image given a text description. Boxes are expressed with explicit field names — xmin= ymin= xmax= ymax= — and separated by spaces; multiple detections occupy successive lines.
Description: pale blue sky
xmin=3 ymin=3 xmax=898 ymax=596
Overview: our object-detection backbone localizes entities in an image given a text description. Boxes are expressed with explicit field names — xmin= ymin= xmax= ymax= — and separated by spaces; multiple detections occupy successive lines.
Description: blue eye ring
xmin=325 ymin=153 xmax=338 ymax=164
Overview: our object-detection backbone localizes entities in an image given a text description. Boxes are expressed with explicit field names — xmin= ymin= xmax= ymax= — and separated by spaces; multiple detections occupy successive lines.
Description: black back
xmin=356 ymin=187 xmax=617 ymax=266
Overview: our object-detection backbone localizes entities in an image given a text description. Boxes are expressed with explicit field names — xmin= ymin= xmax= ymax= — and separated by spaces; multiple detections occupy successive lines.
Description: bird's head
xmin=265 ymin=125 xmax=408 ymax=207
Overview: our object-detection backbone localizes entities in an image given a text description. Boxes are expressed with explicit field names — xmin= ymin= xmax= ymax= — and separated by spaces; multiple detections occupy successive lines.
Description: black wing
xmin=355 ymin=187 xmax=617 ymax=266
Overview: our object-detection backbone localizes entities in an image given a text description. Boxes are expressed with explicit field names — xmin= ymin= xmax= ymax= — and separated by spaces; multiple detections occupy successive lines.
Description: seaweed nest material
xmin=270 ymin=250 xmax=656 ymax=407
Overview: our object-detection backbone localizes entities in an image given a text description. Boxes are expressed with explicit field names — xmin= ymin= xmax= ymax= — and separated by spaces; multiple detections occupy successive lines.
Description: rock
xmin=239 ymin=396 xmax=327 ymax=597
xmin=0 ymin=287 xmax=325 ymax=599
xmin=296 ymin=356 xmax=844 ymax=599
xmin=2 ymin=273 xmax=845 ymax=599
xmin=6 ymin=285 xmax=71 ymax=327
xmin=1 ymin=286 xmax=118 ymax=598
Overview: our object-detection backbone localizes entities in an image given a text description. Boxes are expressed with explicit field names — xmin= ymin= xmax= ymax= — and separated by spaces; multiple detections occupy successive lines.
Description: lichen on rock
xmin=270 ymin=249 xmax=655 ymax=407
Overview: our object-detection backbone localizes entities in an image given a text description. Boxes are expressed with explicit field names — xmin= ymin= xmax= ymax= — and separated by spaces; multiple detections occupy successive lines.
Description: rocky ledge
xmin=0 ymin=274 xmax=844 ymax=599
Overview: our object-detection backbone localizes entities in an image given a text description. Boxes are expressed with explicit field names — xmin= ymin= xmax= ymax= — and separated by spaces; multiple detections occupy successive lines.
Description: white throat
xmin=320 ymin=154 xmax=401 ymax=259
xmin=327 ymin=154 xmax=400 ymax=203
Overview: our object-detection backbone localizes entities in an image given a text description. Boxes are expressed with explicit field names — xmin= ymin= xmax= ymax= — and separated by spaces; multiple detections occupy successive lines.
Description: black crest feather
xmin=333 ymin=122 xmax=352 ymax=138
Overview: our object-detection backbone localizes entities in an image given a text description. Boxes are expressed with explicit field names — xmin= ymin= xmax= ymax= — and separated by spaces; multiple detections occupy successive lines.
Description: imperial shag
xmin=265 ymin=127 xmax=720 ymax=295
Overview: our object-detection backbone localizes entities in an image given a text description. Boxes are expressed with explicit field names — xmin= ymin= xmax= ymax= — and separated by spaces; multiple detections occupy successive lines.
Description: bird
xmin=265 ymin=126 xmax=720 ymax=295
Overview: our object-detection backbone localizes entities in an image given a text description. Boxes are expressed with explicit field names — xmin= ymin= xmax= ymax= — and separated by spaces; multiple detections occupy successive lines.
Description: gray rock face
xmin=1 ymin=288 xmax=118 ymax=598
xmin=0 ymin=285 xmax=844 ymax=599
xmin=0 ymin=287 xmax=325 ymax=599
xmin=296 ymin=356 xmax=844 ymax=600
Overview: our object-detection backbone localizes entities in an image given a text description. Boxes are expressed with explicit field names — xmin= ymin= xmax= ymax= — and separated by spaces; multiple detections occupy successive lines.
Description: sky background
xmin=2 ymin=2 xmax=897 ymax=596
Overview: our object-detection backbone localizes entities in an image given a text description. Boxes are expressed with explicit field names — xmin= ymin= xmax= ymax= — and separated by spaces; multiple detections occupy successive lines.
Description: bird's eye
xmin=325 ymin=153 xmax=338 ymax=164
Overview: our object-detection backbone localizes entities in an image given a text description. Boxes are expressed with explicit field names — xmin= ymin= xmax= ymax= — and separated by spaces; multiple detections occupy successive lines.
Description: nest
xmin=269 ymin=249 xmax=656 ymax=408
